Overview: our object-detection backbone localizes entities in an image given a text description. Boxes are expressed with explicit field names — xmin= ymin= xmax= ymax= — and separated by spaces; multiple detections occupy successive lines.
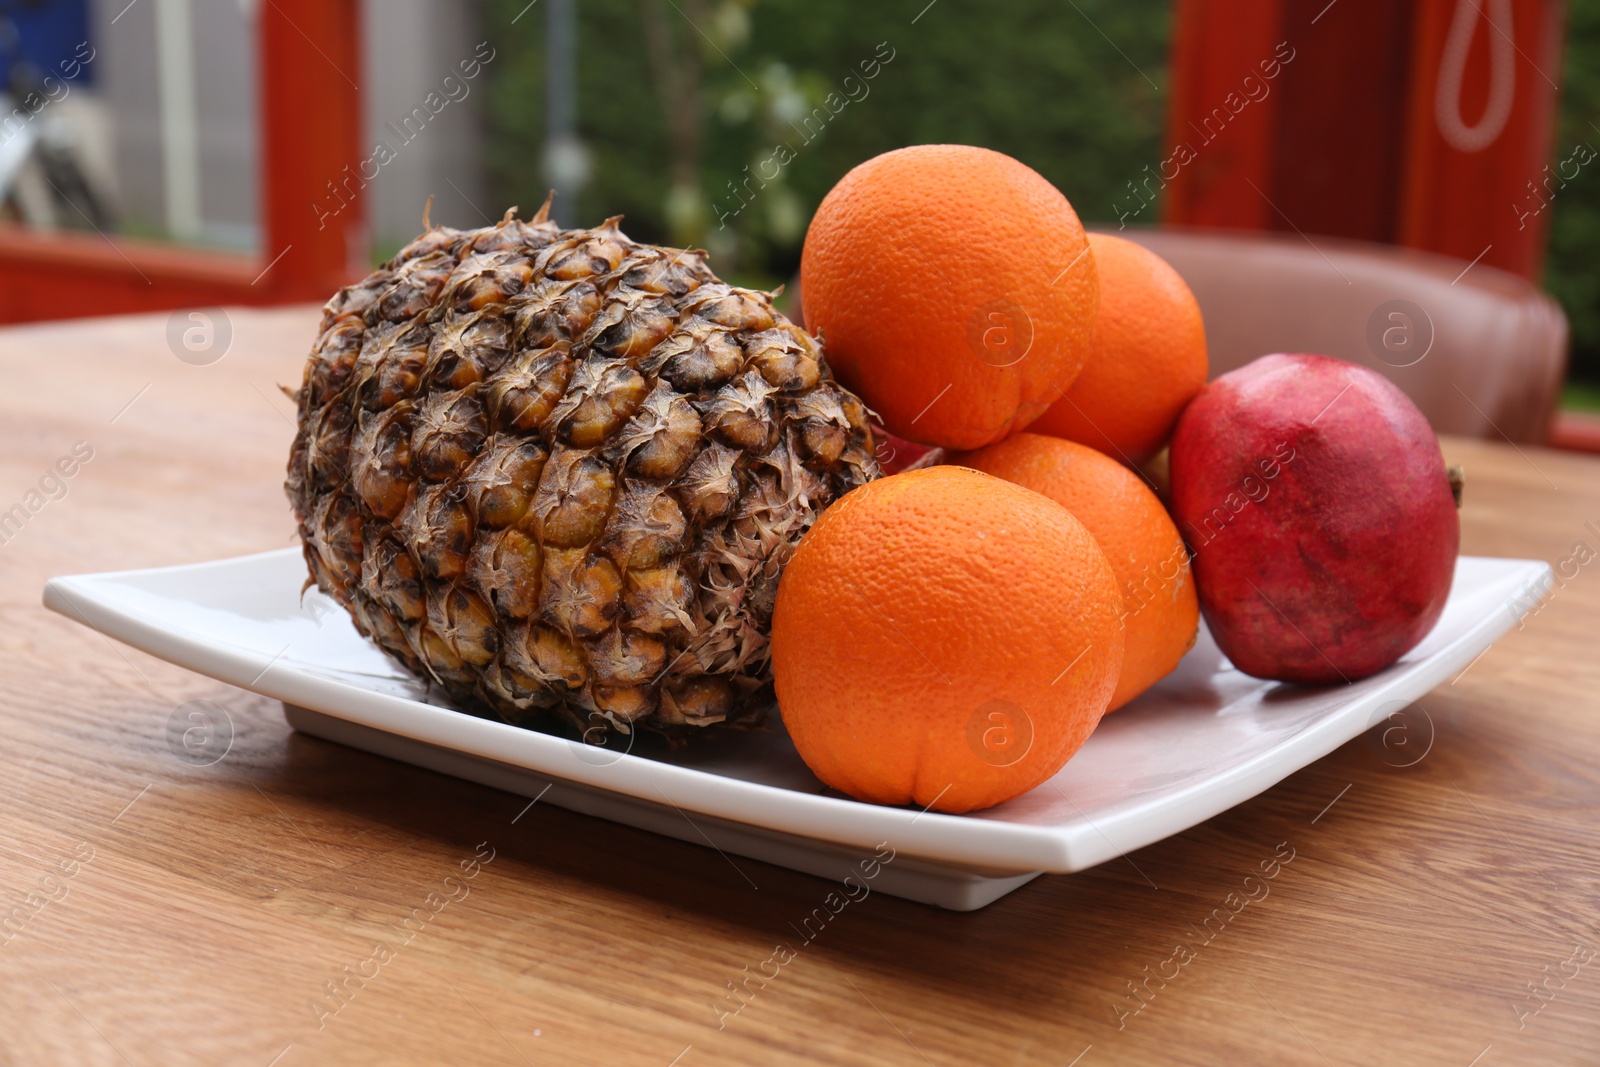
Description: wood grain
xmin=0 ymin=306 xmax=1597 ymax=1065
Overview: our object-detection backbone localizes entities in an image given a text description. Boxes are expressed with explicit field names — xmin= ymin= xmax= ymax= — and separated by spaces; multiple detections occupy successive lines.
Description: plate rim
xmin=41 ymin=549 xmax=1551 ymax=874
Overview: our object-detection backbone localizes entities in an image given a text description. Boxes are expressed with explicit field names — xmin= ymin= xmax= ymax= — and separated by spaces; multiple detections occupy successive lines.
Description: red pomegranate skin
xmin=1169 ymin=354 xmax=1459 ymax=684
xmin=871 ymin=425 xmax=936 ymax=474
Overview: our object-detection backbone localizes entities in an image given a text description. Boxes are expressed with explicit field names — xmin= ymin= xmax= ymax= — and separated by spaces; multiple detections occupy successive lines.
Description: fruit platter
xmin=44 ymin=145 xmax=1549 ymax=909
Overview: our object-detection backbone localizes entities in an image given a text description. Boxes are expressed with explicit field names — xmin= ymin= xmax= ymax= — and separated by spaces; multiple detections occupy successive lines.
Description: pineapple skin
xmin=286 ymin=204 xmax=879 ymax=735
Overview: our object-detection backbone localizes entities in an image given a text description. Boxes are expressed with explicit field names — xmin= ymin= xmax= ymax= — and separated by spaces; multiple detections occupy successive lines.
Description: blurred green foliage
xmin=481 ymin=0 xmax=1169 ymax=288
xmin=1550 ymin=0 xmax=1600 ymax=387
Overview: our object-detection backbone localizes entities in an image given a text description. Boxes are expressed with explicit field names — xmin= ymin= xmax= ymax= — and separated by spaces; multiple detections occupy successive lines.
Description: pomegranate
xmin=1169 ymin=354 xmax=1459 ymax=684
xmin=871 ymin=424 xmax=939 ymax=474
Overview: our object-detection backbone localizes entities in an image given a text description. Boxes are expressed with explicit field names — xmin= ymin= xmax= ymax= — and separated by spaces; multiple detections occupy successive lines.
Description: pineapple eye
xmin=592 ymin=684 xmax=657 ymax=723
xmin=745 ymin=326 xmax=823 ymax=394
xmin=622 ymin=566 xmax=695 ymax=635
xmin=427 ymin=310 xmax=514 ymax=390
xmin=610 ymin=384 xmax=703 ymax=482
xmin=399 ymin=483 xmax=473 ymax=581
xmin=619 ymin=248 xmax=711 ymax=297
xmin=650 ymin=326 xmax=744 ymax=393
xmin=391 ymin=227 xmax=465 ymax=265
xmin=362 ymin=536 xmax=424 ymax=622
xmin=377 ymin=252 xmax=453 ymax=321
xmin=686 ymin=284 xmax=776 ymax=332
xmin=468 ymin=528 xmax=544 ymax=620
xmin=417 ymin=623 xmax=473 ymax=688
xmin=306 ymin=316 xmax=364 ymax=406
xmin=586 ymin=629 xmax=668 ymax=688
xmin=426 ymin=585 xmax=501 ymax=668
xmin=786 ymin=392 xmax=853 ymax=469
xmin=675 ymin=442 xmax=741 ymax=523
xmin=552 ymin=358 xmax=649 ymax=448
xmin=461 ymin=440 xmax=548 ymax=530
xmin=523 ymin=624 xmax=588 ymax=691
xmin=348 ymin=595 xmax=415 ymax=671
xmin=309 ymin=493 xmax=364 ymax=594
xmin=353 ymin=320 xmax=429 ymax=409
xmin=306 ymin=403 xmax=355 ymax=488
xmin=585 ymin=293 xmax=680 ymax=362
xmin=351 ymin=404 xmax=414 ymax=520
xmin=660 ymin=677 xmax=735 ymax=727
xmin=703 ymin=370 xmax=779 ymax=453
xmin=540 ymin=233 xmax=627 ymax=281
xmin=486 ymin=344 xmax=573 ymax=433
xmin=599 ymin=484 xmax=687 ymax=571
xmin=530 ymin=448 xmax=617 ymax=548
xmin=540 ymin=548 xmax=622 ymax=638
xmin=411 ymin=391 xmax=488 ymax=482
xmin=445 ymin=254 xmax=533 ymax=313
xmin=512 ymin=280 xmax=602 ymax=348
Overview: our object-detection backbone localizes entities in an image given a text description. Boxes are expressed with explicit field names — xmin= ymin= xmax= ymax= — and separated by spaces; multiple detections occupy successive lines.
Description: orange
xmin=956 ymin=434 xmax=1199 ymax=711
xmin=800 ymin=145 xmax=1098 ymax=452
xmin=1030 ymin=232 xmax=1207 ymax=466
xmin=770 ymin=466 xmax=1124 ymax=813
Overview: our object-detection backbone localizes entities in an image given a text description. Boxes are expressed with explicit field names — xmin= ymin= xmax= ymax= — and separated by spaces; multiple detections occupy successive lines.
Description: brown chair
xmin=1107 ymin=227 xmax=1568 ymax=444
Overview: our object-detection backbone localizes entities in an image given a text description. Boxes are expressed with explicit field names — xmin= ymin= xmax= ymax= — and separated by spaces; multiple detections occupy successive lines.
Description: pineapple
xmin=286 ymin=201 xmax=879 ymax=736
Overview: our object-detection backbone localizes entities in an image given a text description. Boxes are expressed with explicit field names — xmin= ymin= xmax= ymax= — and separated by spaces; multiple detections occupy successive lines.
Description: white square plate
xmin=43 ymin=551 xmax=1547 ymax=910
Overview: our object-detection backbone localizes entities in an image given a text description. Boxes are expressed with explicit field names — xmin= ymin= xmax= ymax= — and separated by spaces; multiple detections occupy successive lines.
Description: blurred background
xmin=4 ymin=0 xmax=1598 ymax=446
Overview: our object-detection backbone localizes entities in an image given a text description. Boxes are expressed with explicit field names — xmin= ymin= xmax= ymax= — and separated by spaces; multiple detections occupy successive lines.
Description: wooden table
xmin=2 ymin=306 xmax=1597 ymax=1066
